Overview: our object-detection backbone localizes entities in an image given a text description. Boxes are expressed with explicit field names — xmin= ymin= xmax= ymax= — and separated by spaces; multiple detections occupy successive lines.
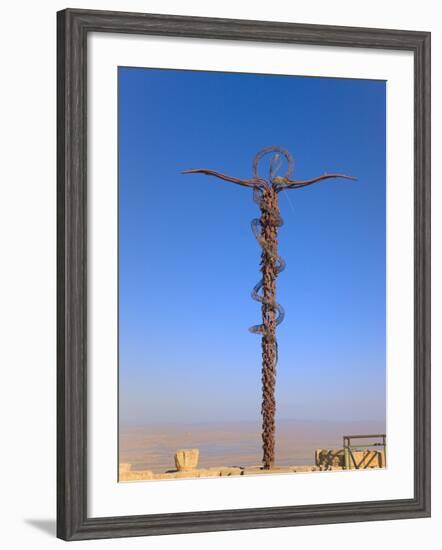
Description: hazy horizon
xmin=119 ymin=416 xmax=385 ymax=429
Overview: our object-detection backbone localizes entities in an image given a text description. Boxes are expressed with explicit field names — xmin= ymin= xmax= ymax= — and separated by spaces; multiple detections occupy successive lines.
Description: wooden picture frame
xmin=57 ymin=8 xmax=430 ymax=541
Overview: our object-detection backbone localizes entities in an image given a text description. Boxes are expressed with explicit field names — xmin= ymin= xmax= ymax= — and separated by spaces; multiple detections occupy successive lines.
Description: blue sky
xmin=118 ymin=67 xmax=386 ymax=427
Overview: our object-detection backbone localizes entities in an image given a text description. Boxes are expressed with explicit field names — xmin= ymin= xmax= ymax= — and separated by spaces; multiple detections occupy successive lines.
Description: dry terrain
xmin=119 ymin=419 xmax=385 ymax=474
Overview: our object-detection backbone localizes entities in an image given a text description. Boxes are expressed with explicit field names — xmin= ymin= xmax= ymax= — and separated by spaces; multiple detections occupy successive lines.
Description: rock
xmin=154 ymin=470 xmax=191 ymax=480
xmin=194 ymin=469 xmax=222 ymax=478
xmin=243 ymin=467 xmax=290 ymax=475
xmin=293 ymin=465 xmax=319 ymax=472
xmin=315 ymin=448 xmax=344 ymax=470
xmin=174 ymin=449 xmax=199 ymax=471
xmin=120 ymin=469 xmax=154 ymax=481
xmin=218 ymin=467 xmax=243 ymax=476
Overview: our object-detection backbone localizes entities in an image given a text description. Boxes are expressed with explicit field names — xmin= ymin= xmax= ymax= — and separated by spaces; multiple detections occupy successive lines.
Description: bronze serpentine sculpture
xmin=183 ymin=146 xmax=355 ymax=469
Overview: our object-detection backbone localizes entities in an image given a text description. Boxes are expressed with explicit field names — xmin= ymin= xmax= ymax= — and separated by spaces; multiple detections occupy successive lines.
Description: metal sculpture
xmin=183 ymin=146 xmax=355 ymax=469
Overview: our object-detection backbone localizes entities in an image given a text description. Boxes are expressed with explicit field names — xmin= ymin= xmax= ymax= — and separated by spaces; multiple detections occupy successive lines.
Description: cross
xmin=183 ymin=146 xmax=356 ymax=469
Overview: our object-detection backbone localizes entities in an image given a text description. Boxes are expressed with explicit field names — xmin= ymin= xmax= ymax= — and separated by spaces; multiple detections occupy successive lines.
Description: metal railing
xmin=343 ymin=434 xmax=387 ymax=470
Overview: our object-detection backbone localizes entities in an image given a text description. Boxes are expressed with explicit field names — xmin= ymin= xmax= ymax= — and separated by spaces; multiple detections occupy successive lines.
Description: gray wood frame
xmin=57 ymin=8 xmax=431 ymax=541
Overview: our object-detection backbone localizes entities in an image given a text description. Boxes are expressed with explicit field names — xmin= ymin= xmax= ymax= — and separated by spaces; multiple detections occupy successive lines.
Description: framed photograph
xmin=57 ymin=8 xmax=430 ymax=541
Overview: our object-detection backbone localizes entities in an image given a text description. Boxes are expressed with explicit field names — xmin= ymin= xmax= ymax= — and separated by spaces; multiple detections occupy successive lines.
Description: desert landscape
xmin=119 ymin=419 xmax=386 ymax=481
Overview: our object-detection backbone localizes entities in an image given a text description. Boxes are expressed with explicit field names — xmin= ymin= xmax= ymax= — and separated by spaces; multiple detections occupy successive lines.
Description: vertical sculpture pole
xmin=258 ymin=185 xmax=279 ymax=468
xmin=183 ymin=146 xmax=355 ymax=469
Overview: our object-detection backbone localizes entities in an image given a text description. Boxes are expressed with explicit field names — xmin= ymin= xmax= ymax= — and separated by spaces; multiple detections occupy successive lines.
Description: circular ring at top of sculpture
xmin=252 ymin=145 xmax=295 ymax=183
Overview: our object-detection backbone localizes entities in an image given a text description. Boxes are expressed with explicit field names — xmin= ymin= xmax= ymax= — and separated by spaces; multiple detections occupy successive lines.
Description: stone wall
xmin=119 ymin=446 xmax=386 ymax=481
xmin=119 ymin=462 xmax=320 ymax=481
